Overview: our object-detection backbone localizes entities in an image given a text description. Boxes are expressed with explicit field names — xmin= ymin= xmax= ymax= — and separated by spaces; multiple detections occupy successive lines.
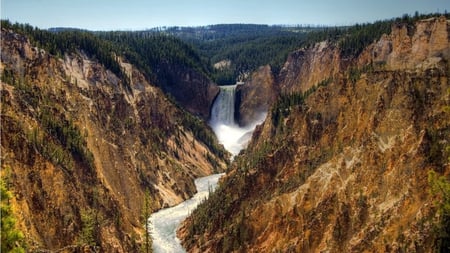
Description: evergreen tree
xmin=1 ymin=179 xmax=25 ymax=253
xmin=141 ymin=190 xmax=153 ymax=253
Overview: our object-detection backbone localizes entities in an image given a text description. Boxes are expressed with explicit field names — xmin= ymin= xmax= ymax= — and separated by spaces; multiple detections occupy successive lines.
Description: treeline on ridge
xmin=2 ymin=11 xmax=447 ymax=87
xmin=166 ymin=12 xmax=449 ymax=84
xmin=177 ymin=24 xmax=323 ymax=84
xmin=1 ymin=20 xmax=133 ymax=91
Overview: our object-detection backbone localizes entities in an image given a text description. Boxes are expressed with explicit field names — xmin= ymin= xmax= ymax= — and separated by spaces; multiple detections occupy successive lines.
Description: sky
xmin=1 ymin=0 xmax=449 ymax=31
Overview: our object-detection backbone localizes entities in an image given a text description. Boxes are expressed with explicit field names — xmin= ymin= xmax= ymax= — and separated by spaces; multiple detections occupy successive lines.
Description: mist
xmin=209 ymin=85 xmax=266 ymax=156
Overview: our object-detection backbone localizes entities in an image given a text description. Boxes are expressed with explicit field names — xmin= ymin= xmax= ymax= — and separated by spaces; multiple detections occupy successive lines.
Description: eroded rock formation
xmin=236 ymin=65 xmax=276 ymax=127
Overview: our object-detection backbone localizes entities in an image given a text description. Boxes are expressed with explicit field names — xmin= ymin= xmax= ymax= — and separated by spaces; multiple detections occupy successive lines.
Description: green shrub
xmin=78 ymin=208 xmax=97 ymax=246
xmin=428 ymin=170 xmax=450 ymax=252
xmin=39 ymin=109 xmax=95 ymax=171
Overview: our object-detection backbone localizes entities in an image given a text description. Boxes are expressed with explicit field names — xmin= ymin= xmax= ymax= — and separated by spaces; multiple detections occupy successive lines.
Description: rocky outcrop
xmin=157 ymin=62 xmax=219 ymax=119
xmin=181 ymin=17 xmax=450 ymax=253
xmin=0 ymin=28 xmax=227 ymax=252
xmin=278 ymin=41 xmax=343 ymax=93
xmin=359 ymin=16 xmax=450 ymax=70
xmin=236 ymin=65 xmax=276 ymax=126
xmin=278 ymin=16 xmax=450 ymax=96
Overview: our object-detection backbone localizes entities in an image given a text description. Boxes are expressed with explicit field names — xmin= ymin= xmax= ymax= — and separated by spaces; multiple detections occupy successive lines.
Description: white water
xmin=209 ymin=85 xmax=265 ymax=156
xmin=150 ymin=173 xmax=224 ymax=253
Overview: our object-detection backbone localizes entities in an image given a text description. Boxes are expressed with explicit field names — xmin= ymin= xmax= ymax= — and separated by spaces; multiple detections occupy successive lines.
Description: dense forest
xmin=99 ymin=24 xmax=324 ymax=85
xmin=164 ymin=24 xmax=323 ymax=83
xmin=153 ymin=12 xmax=449 ymax=84
xmin=2 ymin=12 xmax=448 ymax=87
xmin=97 ymin=31 xmax=210 ymax=82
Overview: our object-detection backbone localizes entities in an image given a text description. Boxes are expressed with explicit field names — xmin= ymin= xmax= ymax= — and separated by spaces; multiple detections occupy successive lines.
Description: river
xmin=149 ymin=173 xmax=224 ymax=253
xmin=150 ymin=84 xmax=263 ymax=252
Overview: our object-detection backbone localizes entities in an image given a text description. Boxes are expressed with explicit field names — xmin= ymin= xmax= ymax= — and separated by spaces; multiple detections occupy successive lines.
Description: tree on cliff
xmin=428 ymin=88 xmax=450 ymax=252
xmin=141 ymin=190 xmax=153 ymax=253
xmin=429 ymin=170 xmax=450 ymax=252
xmin=1 ymin=179 xmax=25 ymax=253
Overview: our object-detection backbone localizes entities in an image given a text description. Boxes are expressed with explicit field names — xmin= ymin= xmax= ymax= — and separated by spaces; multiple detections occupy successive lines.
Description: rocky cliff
xmin=278 ymin=40 xmax=343 ymax=93
xmin=235 ymin=65 xmax=276 ymax=127
xmin=358 ymin=16 xmax=450 ymax=71
xmin=156 ymin=61 xmax=219 ymax=119
xmin=0 ymin=28 xmax=227 ymax=252
xmin=180 ymin=17 xmax=450 ymax=252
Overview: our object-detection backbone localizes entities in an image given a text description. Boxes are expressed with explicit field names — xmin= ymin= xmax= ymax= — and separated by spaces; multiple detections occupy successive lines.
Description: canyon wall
xmin=156 ymin=61 xmax=219 ymax=119
xmin=236 ymin=65 xmax=276 ymax=127
xmin=0 ymin=28 xmax=227 ymax=252
xmin=181 ymin=16 xmax=450 ymax=253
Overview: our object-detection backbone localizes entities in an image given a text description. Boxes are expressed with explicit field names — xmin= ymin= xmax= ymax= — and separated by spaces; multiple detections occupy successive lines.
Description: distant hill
xmin=48 ymin=27 xmax=89 ymax=32
xmin=165 ymin=24 xmax=327 ymax=84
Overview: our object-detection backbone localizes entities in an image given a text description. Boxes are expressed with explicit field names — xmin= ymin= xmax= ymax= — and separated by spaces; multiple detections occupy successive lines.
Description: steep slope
xmin=154 ymin=60 xmax=219 ymax=119
xmin=1 ymin=28 xmax=228 ymax=252
xmin=98 ymin=32 xmax=220 ymax=119
xmin=180 ymin=16 xmax=450 ymax=252
xmin=235 ymin=65 xmax=276 ymax=127
xmin=278 ymin=40 xmax=342 ymax=93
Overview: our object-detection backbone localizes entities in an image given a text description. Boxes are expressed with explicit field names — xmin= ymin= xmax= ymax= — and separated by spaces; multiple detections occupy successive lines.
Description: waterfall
xmin=210 ymin=85 xmax=237 ymax=126
xmin=209 ymin=84 xmax=264 ymax=156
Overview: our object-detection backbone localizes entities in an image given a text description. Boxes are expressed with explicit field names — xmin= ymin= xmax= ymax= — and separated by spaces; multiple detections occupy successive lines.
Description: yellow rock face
xmin=181 ymin=17 xmax=450 ymax=253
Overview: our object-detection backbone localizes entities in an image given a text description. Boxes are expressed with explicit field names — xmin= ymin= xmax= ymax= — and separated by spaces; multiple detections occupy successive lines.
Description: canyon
xmin=1 ymin=15 xmax=449 ymax=253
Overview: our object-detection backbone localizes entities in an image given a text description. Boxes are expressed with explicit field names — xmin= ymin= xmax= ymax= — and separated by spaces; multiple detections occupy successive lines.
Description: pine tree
xmin=1 ymin=179 xmax=25 ymax=253
xmin=142 ymin=190 xmax=153 ymax=253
